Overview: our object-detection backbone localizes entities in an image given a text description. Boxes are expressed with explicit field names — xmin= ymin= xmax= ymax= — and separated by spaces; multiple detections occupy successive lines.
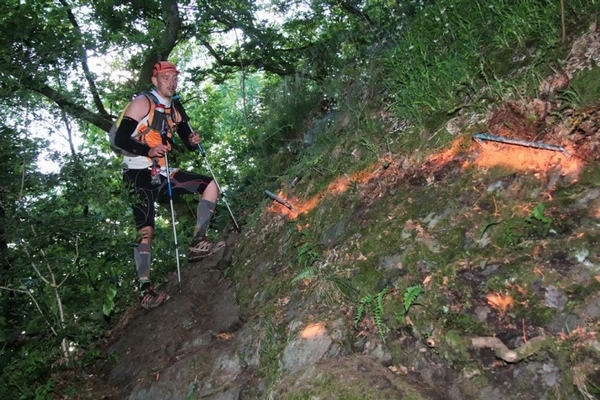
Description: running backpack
xmin=108 ymin=92 xmax=173 ymax=157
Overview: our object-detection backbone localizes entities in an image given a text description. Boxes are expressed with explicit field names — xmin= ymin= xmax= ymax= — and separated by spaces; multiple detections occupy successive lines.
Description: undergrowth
xmin=229 ymin=1 xmax=600 ymax=398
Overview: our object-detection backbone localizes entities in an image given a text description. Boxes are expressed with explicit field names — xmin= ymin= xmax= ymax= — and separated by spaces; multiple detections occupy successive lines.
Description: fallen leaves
xmin=486 ymin=292 xmax=514 ymax=314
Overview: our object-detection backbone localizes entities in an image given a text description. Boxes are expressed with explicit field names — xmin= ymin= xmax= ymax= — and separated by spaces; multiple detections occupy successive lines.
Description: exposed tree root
xmin=471 ymin=336 xmax=549 ymax=363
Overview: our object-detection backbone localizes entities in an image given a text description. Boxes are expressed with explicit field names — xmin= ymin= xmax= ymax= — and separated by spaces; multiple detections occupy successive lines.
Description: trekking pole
xmin=196 ymin=143 xmax=241 ymax=232
xmin=172 ymin=97 xmax=242 ymax=233
xmin=157 ymin=112 xmax=182 ymax=291
xmin=163 ymin=151 xmax=182 ymax=291
xmin=265 ymin=190 xmax=294 ymax=210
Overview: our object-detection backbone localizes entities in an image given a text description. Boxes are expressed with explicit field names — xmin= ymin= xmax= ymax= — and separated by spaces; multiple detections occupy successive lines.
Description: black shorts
xmin=123 ymin=168 xmax=213 ymax=229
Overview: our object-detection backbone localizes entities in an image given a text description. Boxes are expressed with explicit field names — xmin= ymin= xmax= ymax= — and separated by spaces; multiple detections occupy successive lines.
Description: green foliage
xmin=374 ymin=287 xmax=390 ymax=341
xmin=239 ymin=75 xmax=324 ymax=197
xmin=291 ymin=267 xmax=316 ymax=284
xmin=354 ymin=293 xmax=375 ymax=329
xmin=393 ymin=284 xmax=427 ymax=332
xmin=360 ymin=137 xmax=379 ymax=156
xmin=296 ymin=241 xmax=321 ymax=270
xmin=381 ymin=0 xmax=596 ymax=126
xmin=402 ymin=285 xmax=425 ymax=314
xmin=0 ymin=141 xmax=145 ymax=396
xmin=492 ymin=202 xmax=556 ymax=247
xmin=354 ymin=287 xmax=390 ymax=342
xmin=290 ymin=234 xmax=358 ymax=305
xmin=568 ymin=66 xmax=600 ymax=107
xmin=354 ymin=285 xmax=426 ymax=343
xmin=0 ymin=341 xmax=60 ymax=399
xmin=186 ymin=381 xmax=200 ymax=400
xmin=102 ymin=285 xmax=118 ymax=317
xmin=526 ymin=203 xmax=552 ymax=226
xmin=257 ymin=315 xmax=284 ymax=386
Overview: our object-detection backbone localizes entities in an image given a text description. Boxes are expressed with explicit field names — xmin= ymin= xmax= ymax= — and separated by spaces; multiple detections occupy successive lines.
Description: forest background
xmin=0 ymin=0 xmax=599 ymax=398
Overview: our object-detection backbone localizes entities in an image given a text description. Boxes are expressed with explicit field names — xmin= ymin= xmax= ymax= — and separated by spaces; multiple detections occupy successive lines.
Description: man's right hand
xmin=148 ymin=144 xmax=169 ymax=158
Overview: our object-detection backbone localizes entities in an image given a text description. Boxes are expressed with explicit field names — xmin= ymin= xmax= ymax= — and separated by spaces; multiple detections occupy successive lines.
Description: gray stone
xmin=281 ymin=324 xmax=333 ymax=374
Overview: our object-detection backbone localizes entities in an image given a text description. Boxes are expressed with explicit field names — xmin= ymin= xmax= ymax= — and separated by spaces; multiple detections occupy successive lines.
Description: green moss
xmin=443 ymin=313 xmax=490 ymax=336
xmin=439 ymin=227 xmax=469 ymax=259
xmin=490 ymin=213 xmax=554 ymax=248
xmin=566 ymin=281 xmax=600 ymax=302
xmin=399 ymin=244 xmax=438 ymax=274
xmin=353 ymin=260 xmax=386 ymax=293
xmin=227 ymin=18 xmax=599 ymax=396
xmin=529 ymin=307 xmax=557 ymax=326
xmin=277 ymin=372 xmax=428 ymax=400
xmin=442 ymin=329 xmax=473 ymax=364
xmin=578 ymin=163 xmax=600 ymax=187
xmin=569 ymin=66 xmax=600 ymax=107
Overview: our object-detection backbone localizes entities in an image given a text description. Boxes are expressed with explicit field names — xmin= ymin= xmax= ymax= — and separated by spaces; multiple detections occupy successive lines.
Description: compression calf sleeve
xmin=193 ymin=199 xmax=216 ymax=239
xmin=134 ymin=243 xmax=151 ymax=280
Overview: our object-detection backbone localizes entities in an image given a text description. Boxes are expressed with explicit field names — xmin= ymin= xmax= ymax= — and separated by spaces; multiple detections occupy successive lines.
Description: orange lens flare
xmin=472 ymin=141 xmax=583 ymax=177
xmin=267 ymin=136 xmax=585 ymax=220
xmin=299 ymin=322 xmax=326 ymax=339
xmin=267 ymin=164 xmax=376 ymax=219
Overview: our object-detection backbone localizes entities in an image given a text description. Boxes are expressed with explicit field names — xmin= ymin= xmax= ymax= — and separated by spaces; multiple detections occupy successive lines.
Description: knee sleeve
xmin=134 ymin=243 xmax=151 ymax=280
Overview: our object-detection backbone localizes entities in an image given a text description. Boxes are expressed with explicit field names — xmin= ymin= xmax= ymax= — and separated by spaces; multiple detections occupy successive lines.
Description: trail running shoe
xmin=140 ymin=285 xmax=170 ymax=309
xmin=188 ymin=238 xmax=226 ymax=261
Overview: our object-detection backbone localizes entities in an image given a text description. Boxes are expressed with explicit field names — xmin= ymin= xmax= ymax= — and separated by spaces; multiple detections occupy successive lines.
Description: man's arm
xmin=113 ymin=96 xmax=153 ymax=156
xmin=175 ymin=122 xmax=200 ymax=151
xmin=173 ymin=99 xmax=202 ymax=151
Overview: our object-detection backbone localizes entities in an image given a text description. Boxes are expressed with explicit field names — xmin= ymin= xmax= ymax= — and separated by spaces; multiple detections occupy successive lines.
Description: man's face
xmin=151 ymin=72 xmax=178 ymax=98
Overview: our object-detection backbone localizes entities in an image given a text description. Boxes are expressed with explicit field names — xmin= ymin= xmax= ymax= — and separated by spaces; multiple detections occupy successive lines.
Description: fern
xmin=376 ymin=287 xmax=388 ymax=317
xmin=354 ymin=293 xmax=375 ymax=328
xmin=526 ymin=203 xmax=552 ymax=225
xmin=354 ymin=288 xmax=391 ymax=342
xmin=403 ymin=285 xmax=424 ymax=313
xmin=374 ymin=287 xmax=390 ymax=342
xmin=296 ymin=241 xmax=320 ymax=268
xmin=291 ymin=267 xmax=316 ymax=284
xmin=361 ymin=137 xmax=379 ymax=155
xmin=185 ymin=382 xmax=199 ymax=400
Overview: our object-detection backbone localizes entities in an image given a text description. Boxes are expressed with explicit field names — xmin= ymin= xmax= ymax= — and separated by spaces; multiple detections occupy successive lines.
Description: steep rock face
xmin=97 ymin=135 xmax=599 ymax=400
xmin=94 ymin=29 xmax=600 ymax=400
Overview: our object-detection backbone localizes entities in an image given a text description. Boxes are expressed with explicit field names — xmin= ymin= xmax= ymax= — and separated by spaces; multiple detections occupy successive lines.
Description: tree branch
xmin=30 ymin=79 xmax=113 ymax=132
xmin=137 ymin=0 xmax=182 ymax=90
xmin=198 ymin=38 xmax=298 ymax=77
xmin=60 ymin=0 xmax=109 ymax=117
xmin=0 ymin=285 xmax=58 ymax=336
xmin=60 ymin=109 xmax=77 ymax=156
xmin=336 ymin=0 xmax=374 ymax=26
xmin=471 ymin=336 xmax=549 ymax=363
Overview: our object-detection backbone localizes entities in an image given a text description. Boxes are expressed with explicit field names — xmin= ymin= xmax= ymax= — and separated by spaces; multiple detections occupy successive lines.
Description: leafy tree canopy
xmin=0 ymin=0 xmax=378 ymax=134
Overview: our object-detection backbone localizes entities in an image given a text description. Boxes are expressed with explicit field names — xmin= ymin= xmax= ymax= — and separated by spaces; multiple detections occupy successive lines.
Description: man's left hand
xmin=189 ymin=131 xmax=201 ymax=146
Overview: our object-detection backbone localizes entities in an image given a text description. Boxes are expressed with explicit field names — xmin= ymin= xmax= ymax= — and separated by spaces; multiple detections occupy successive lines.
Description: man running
xmin=113 ymin=61 xmax=224 ymax=309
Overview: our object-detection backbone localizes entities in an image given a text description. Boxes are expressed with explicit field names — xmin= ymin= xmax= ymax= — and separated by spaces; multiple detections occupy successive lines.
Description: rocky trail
xmin=89 ymin=236 xmax=245 ymax=399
